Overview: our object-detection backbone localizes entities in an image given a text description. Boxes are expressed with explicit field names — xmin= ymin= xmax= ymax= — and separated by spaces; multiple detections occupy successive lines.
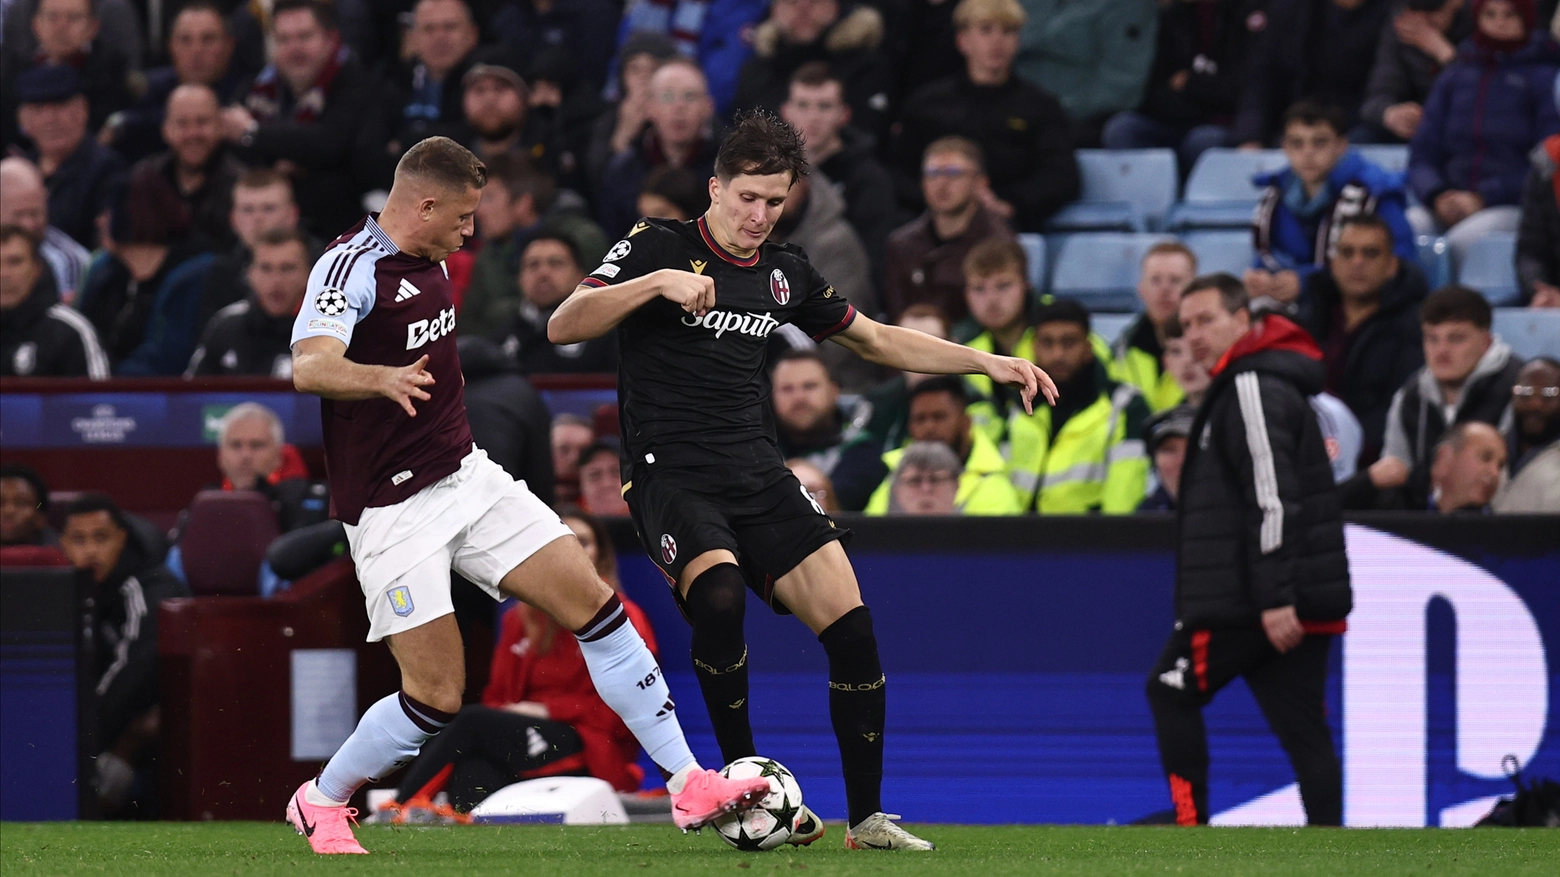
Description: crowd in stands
xmin=2 ymin=0 xmax=1558 ymax=821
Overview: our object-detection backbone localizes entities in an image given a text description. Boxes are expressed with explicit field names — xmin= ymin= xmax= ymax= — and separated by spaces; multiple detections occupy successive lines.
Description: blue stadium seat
xmin=1354 ymin=145 xmax=1410 ymax=173
xmin=1166 ymin=148 xmax=1287 ymax=230
xmin=1050 ymin=233 xmax=1173 ymax=312
xmin=1183 ymin=230 xmax=1255 ymax=276
xmin=1045 ymin=149 xmax=1178 ymax=233
xmin=1016 ymin=233 xmax=1047 ymax=292
xmin=1091 ymin=313 xmax=1136 ymax=347
xmin=1416 ymin=235 xmax=1451 ymax=288
xmin=1456 ymin=232 xmax=1520 ymax=306
xmin=1493 ymin=309 xmax=1560 ymax=360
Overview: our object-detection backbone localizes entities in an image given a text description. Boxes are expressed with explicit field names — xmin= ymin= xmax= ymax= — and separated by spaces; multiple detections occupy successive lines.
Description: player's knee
xmin=818 ymin=605 xmax=881 ymax=679
xmin=684 ymin=563 xmax=747 ymax=629
xmin=403 ymin=679 xmax=463 ymax=717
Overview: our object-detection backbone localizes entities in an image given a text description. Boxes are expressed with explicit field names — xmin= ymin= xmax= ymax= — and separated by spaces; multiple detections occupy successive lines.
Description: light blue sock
xmin=575 ymin=596 xmax=698 ymax=777
xmin=314 ymin=691 xmax=452 ymax=804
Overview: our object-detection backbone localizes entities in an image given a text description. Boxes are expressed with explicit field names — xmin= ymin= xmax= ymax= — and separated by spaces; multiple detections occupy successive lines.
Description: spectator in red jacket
xmin=383 ymin=506 xmax=657 ymax=817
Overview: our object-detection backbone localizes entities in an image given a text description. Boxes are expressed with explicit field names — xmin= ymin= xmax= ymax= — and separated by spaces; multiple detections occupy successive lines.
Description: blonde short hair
xmin=953 ymin=0 xmax=1025 ymax=31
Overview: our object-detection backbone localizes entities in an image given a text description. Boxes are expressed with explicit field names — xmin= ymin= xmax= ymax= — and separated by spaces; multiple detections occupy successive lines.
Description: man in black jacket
xmin=497 ymin=232 xmax=617 ymax=374
xmin=771 ymin=349 xmax=887 ymax=511
xmin=59 ymin=493 xmax=189 ymax=816
xmin=222 ymin=0 xmax=389 ymax=236
xmin=1 ymin=224 xmax=108 ymax=377
xmin=1296 ymin=214 xmax=1428 ymax=463
xmin=187 ymin=227 xmax=313 ymax=377
xmin=1147 ymin=274 xmax=1352 ymax=827
xmin=891 ymin=0 xmax=1078 ymax=231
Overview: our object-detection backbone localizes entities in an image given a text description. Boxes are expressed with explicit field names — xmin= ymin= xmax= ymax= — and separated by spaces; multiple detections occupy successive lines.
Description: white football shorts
xmin=344 ymin=447 xmax=573 ymax=641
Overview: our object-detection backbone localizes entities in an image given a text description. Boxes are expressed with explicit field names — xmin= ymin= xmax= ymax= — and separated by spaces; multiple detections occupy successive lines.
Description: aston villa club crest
xmin=770 ymin=268 xmax=790 ymax=305
xmin=660 ymin=534 xmax=678 ymax=565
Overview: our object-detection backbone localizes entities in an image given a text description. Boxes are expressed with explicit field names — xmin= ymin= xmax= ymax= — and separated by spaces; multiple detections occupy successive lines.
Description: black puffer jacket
xmin=1176 ymin=315 xmax=1351 ymax=628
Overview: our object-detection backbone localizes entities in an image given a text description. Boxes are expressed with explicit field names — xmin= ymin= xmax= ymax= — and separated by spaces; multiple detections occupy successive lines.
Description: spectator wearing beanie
xmin=893 ymin=0 xmax=1080 ymax=232
xmin=13 ymin=64 xmax=126 ymax=249
xmin=1407 ymin=0 xmax=1560 ymax=265
xmin=1103 ymin=0 xmax=1265 ymax=170
xmin=1234 ymin=0 xmax=1395 ymax=148
xmin=0 ymin=223 xmax=109 ymax=378
xmin=1358 ymin=0 xmax=1476 ymax=144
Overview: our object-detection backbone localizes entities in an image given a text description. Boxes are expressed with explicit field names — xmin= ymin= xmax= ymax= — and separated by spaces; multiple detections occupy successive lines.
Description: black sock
xmin=684 ymin=564 xmax=757 ymax=764
xmin=819 ymin=605 xmax=885 ymax=828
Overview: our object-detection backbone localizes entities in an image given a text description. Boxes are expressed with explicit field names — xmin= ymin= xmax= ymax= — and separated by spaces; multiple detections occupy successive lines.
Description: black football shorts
xmin=623 ymin=454 xmax=850 ymax=615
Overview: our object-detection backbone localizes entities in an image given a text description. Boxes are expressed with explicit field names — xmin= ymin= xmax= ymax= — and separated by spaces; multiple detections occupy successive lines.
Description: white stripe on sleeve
xmin=1235 ymin=371 xmax=1284 ymax=554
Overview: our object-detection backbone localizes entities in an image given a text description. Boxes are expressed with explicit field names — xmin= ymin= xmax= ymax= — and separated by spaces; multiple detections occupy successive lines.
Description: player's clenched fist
xmin=654 ymin=268 xmax=717 ymax=317
xmin=384 ymin=354 xmax=436 ymax=417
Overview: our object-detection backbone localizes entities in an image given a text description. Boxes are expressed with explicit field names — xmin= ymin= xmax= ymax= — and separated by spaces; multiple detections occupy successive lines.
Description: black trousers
xmin=1145 ymin=626 xmax=1342 ymax=826
xmin=395 ymin=705 xmax=585 ymax=812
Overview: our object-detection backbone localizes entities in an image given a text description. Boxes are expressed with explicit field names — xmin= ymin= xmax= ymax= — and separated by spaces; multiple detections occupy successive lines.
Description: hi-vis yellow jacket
xmin=1006 ymin=365 xmax=1151 ymax=513
xmin=864 ymin=427 xmax=1022 ymax=515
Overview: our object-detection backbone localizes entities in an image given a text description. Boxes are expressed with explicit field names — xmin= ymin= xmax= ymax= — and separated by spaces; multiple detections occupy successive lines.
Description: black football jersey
xmin=580 ymin=216 xmax=856 ymax=466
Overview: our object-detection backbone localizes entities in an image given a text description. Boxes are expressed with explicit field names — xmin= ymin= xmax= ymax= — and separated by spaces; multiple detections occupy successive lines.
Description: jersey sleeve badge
xmin=315 ymin=288 xmax=349 ymax=316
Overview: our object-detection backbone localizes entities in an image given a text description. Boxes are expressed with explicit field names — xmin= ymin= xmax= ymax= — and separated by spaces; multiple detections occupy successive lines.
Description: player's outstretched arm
xmin=548 ymin=269 xmax=716 ymax=343
xmin=832 ymin=314 xmax=1059 ymax=412
xmin=292 ymin=336 xmax=436 ymax=417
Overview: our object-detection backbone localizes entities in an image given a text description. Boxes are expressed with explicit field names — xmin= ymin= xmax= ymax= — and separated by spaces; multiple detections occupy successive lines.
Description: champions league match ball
xmin=712 ymin=757 xmax=804 ymax=851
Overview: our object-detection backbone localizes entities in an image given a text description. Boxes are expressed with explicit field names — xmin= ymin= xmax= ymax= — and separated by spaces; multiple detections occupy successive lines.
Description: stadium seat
xmin=1091 ymin=313 xmax=1136 ymax=347
xmin=1455 ymin=232 xmax=1520 ymax=306
xmin=1354 ymin=145 xmax=1410 ymax=173
xmin=1045 ymin=149 xmax=1178 ymax=233
xmin=1416 ymin=235 xmax=1451 ymax=288
xmin=179 ymin=490 xmax=279 ymax=597
xmin=1165 ymin=148 xmax=1287 ymax=230
xmin=1493 ymin=309 xmax=1560 ymax=360
xmin=1016 ymin=233 xmax=1047 ymax=292
xmin=1183 ymin=230 xmax=1255 ymax=276
xmin=1050 ymin=233 xmax=1172 ymax=312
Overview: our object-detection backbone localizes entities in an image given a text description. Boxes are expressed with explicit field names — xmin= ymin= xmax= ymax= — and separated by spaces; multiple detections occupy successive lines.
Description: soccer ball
xmin=712 ymin=757 xmax=804 ymax=851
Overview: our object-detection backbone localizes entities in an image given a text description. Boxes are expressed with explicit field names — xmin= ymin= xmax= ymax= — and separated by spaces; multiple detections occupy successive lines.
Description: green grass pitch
xmin=3 ymin=822 xmax=1558 ymax=876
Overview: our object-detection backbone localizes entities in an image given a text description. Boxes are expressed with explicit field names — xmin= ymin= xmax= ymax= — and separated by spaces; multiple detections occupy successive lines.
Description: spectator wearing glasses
xmin=885 ymin=442 xmax=965 ymax=515
xmin=882 ymin=136 xmax=1013 ymax=323
xmin=1493 ymin=357 xmax=1560 ymax=511
xmin=1296 ymin=214 xmax=1429 ymax=462
xmin=894 ymin=0 xmax=1079 ymax=232
xmin=864 ymin=376 xmax=1022 ymax=515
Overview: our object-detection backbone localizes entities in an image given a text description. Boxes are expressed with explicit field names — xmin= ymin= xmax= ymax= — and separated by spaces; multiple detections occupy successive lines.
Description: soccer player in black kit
xmin=550 ymin=113 xmax=1058 ymax=850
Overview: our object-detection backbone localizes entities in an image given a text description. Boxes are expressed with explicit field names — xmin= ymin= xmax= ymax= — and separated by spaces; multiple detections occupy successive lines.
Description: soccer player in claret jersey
xmin=285 ymin=136 xmax=769 ymax=855
xmin=549 ymin=113 xmax=1059 ymax=851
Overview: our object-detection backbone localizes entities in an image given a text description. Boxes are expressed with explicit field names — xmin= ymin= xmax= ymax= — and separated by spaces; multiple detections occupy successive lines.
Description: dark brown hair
xmin=1281 ymin=100 xmax=1349 ymax=137
xmin=715 ymin=110 xmax=809 ymax=183
xmin=1181 ymin=272 xmax=1249 ymax=314
xmin=1421 ymin=285 xmax=1492 ymax=330
xmin=1142 ymin=240 xmax=1197 ymax=271
xmin=963 ymin=237 xmax=1027 ymax=282
xmin=790 ymin=60 xmax=842 ymax=91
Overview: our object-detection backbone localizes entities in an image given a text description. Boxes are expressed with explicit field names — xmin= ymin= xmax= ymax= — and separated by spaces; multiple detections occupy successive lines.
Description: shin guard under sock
xmin=684 ymin=564 xmax=757 ymax=764
xmin=819 ymin=605 xmax=886 ymax=827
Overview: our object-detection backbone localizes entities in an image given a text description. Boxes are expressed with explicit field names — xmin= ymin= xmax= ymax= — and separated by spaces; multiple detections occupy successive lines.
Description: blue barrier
xmin=611 ymin=516 xmax=1560 ymax=826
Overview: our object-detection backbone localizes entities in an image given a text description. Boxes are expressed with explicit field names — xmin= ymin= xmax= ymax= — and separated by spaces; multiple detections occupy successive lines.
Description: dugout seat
xmin=1354 ymin=145 xmax=1410 ymax=173
xmin=179 ymin=490 xmax=279 ymax=596
xmin=1045 ymin=149 xmax=1178 ymax=233
xmin=1493 ymin=309 xmax=1560 ymax=360
xmin=1183 ymin=230 xmax=1255 ymax=276
xmin=1016 ymin=233 xmax=1047 ymax=292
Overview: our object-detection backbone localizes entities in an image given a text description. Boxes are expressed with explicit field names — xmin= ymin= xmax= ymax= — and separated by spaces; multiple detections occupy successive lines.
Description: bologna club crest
xmin=660 ymin=534 xmax=678 ymax=565
xmin=770 ymin=269 xmax=790 ymax=305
